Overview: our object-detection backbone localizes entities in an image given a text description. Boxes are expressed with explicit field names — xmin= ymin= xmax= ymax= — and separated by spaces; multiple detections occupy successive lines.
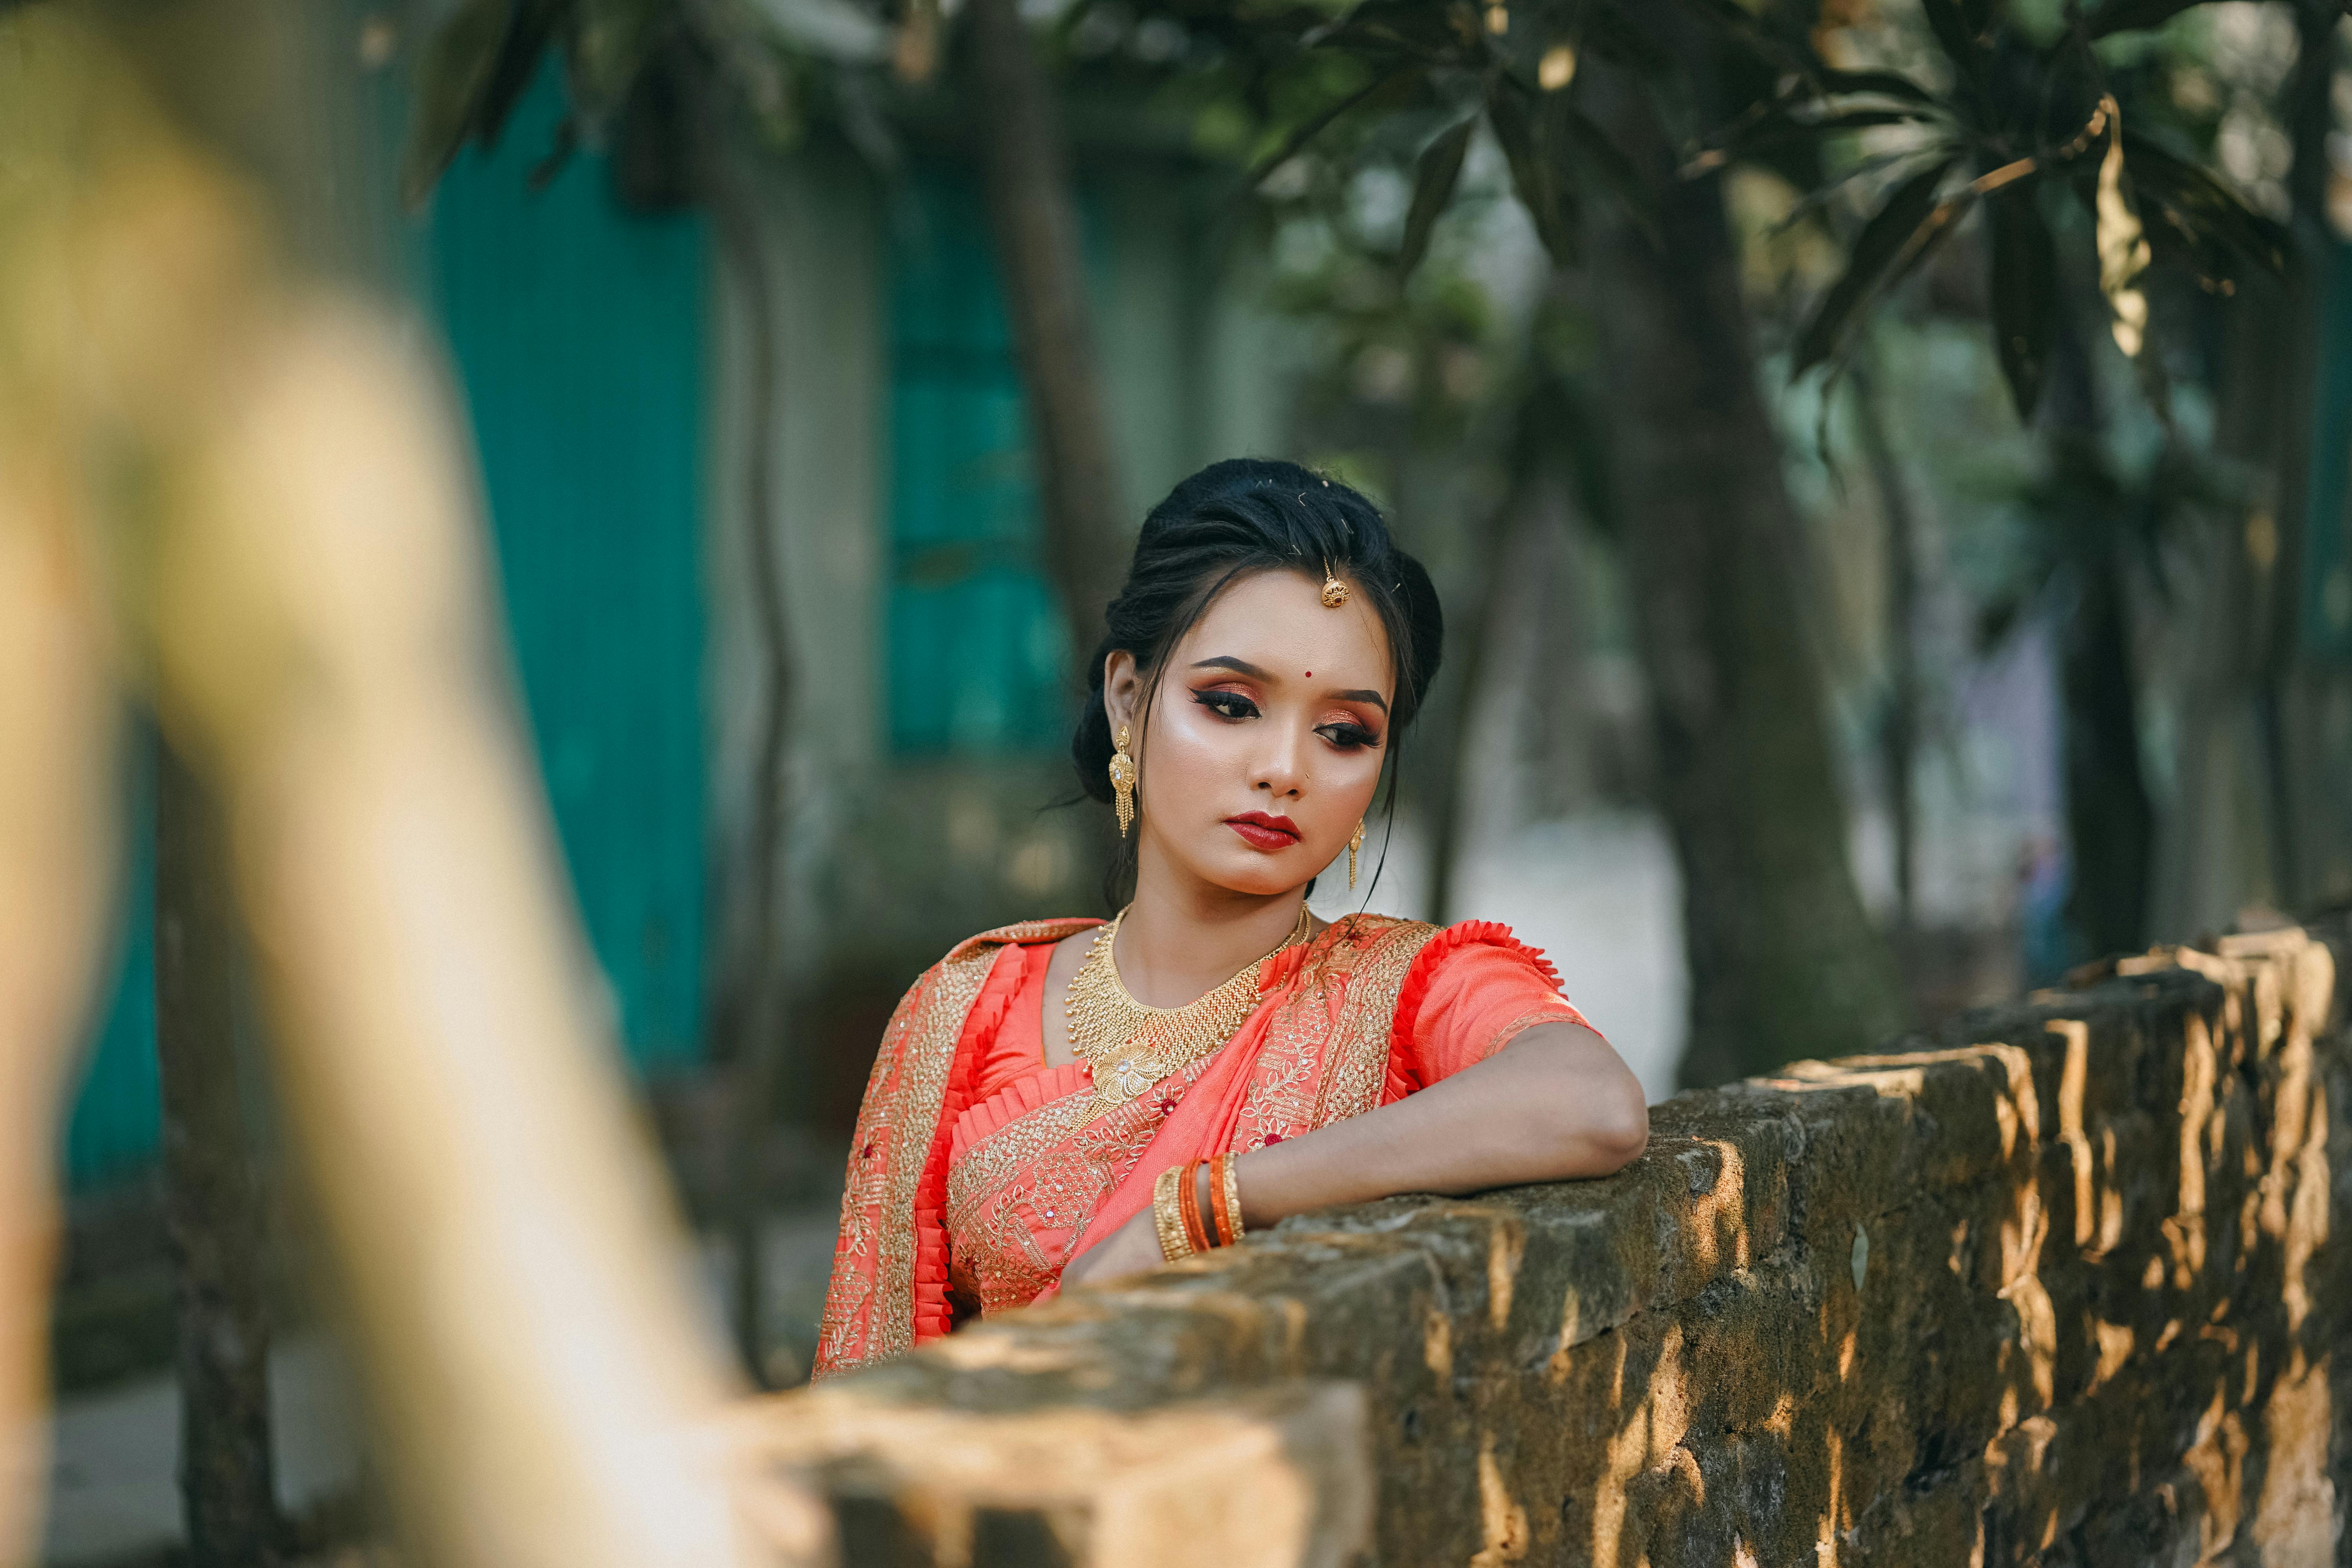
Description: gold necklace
xmin=1065 ymin=903 xmax=1314 ymax=1111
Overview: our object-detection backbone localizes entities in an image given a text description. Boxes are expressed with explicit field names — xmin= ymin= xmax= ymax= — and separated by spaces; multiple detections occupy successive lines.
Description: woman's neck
xmin=1114 ymin=851 xmax=1310 ymax=1010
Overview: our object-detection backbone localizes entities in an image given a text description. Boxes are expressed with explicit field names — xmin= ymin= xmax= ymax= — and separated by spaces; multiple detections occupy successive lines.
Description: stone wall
xmin=747 ymin=918 xmax=2350 ymax=1566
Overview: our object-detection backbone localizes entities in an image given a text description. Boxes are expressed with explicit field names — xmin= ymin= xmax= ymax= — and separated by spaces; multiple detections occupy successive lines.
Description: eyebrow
xmin=1189 ymin=656 xmax=1390 ymax=713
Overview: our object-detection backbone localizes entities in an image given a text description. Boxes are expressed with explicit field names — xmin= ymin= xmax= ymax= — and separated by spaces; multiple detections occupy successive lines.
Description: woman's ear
xmin=1103 ymin=651 xmax=1141 ymax=745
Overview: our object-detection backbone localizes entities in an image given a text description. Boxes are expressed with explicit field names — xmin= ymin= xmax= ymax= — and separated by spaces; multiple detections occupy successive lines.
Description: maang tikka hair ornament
xmin=1320 ymin=561 xmax=1350 ymax=608
xmin=1109 ymin=723 xmax=1137 ymax=837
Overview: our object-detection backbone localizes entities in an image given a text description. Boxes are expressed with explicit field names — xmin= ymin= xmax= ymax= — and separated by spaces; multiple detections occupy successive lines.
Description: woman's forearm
xmin=1228 ymin=1022 xmax=1648 ymax=1230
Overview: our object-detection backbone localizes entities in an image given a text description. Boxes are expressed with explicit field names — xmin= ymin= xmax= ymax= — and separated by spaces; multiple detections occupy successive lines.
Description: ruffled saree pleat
xmin=813 ymin=918 xmax=1098 ymax=1377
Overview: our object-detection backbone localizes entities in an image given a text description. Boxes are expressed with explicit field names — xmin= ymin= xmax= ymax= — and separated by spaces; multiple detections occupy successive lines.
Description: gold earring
xmin=1348 ymin=818 xmax=1366 ymax=890
xmin=1109 ymin=724 xmax=1136 ymax=837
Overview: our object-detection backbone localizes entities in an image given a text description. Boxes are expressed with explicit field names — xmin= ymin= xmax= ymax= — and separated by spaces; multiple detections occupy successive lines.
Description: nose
xmin=1251 ymin=726 xmax=1307 ymax=802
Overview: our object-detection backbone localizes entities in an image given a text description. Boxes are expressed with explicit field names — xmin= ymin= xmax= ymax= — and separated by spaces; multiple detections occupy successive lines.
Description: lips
xmin=1225 ymin=811 xmax=1302 ymax=851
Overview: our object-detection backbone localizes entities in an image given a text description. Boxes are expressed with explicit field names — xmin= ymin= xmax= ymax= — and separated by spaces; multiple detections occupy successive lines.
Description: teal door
xmin=885 ymin=165 xmax=1076 ymax=755
xmin=61 ymin=64 xmax=711 ymax=1188
xmin=427 ymin=66 xmax=709 ymax=1074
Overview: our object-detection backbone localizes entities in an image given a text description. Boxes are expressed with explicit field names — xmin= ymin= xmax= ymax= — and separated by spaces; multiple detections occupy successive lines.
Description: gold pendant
xmin=1094 ymin=1053 xmax=1162 ymax=1107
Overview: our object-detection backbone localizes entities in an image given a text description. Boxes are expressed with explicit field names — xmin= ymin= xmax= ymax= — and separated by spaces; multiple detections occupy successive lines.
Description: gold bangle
xmin=1218 ymin=1152 xmax=1246 ymax=1243
xmin=1152 ymin=1165 xmax=1194 ymax=1263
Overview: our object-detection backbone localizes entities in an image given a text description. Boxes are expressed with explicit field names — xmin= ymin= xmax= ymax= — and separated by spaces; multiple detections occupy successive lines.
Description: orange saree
xmin=813 ymin=913 xmax=1588 ymax=1379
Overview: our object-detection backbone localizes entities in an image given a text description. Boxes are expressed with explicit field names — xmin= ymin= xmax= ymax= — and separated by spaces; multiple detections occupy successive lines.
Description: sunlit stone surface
xmin=757 ymin=917 xmax=2347 ymax=1566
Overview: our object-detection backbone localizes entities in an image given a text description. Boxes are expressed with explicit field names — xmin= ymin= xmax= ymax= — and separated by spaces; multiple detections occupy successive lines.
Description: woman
xmin=814 ymin=459 xmax=1648 ymax=1378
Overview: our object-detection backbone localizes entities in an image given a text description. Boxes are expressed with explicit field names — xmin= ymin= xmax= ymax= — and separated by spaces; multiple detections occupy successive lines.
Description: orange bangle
xmin=1207 ymin=1153 xmax=1238 ymax=1247
xmin=1177 ymin=1158 xmax=1212 ymax=1254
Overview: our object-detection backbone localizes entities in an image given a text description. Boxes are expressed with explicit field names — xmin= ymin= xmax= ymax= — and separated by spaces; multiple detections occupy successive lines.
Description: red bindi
xmin=1304 ymin=671 xmax=1312 ymax=677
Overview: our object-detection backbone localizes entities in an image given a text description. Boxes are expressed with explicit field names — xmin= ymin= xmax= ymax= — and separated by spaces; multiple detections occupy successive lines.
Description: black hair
xmin=1071 ymin=458 xmax=1444 ymax=897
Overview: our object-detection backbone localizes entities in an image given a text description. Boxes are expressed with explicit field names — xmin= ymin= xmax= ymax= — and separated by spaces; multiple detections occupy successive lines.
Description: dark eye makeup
xmin=1192 ymin=688 xmax=1258 ymax=720
xmin=1189 ymin=687 xmax=1383 ymax=750
xmin=1318 ymin=720 xmax=1381 ymax=750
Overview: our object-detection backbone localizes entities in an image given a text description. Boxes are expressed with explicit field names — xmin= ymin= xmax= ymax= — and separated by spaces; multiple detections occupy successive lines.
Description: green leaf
xmin=742 ymin=0 xmax=892 ymax=62
xmin=1920 ymin=0 xmax=1986 ymax=82
xmin=1575 ymin=5 xmax=1679 ymax=82
xmin=570 ymin=0 xmax=662 ymax=122
xmin=1987 ymin=187 xmax=2056 ymax=421
xmin=1397 ymin=114 xmax=1475 ymax=280
xmin=2120 ymin=131 xmax=2290 ymax=278
xmin=1488 ymin=80 xmax=1578 ymax=264
xmin=1765 ymin=148 xmax=1945 ymax=238
xmin=2084 ymin=0 xmax=2211 ymax=38
xmin=1810 ymin=67 xmax=1946 ymax=109
xmin=1243 ymin=65 xmax=1421 ymax=190
xmin=474 ymin=0 xmax=571 ymax=151
xmin=399 ymin=0 xmax=515 ymax=210
xmin=1552 ymin=100 xmax=1659 ymax=249
xmin=1792 ymin=154 xmax=1960 ymax=376
xmin=1700 ymin=105 xmax=1931 ymax=168
xmin=1305 ymin=0 xmax=1478 ymax=64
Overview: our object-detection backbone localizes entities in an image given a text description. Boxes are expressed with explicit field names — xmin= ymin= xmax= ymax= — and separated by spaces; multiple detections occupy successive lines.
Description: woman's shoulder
xmin=875 ymin=917 xmax=1103 ymax=1045
xmin=1317 ymin=912 xmax=1549 ymax=970
xmin=962 ymin=915 xmax=1104 ymax=955
xmin=914 ymin=917 xmax=1104 ymax=984
xmin=1370 ymin=916 xmax=1565 ymax=1025
xmin=1411 ymin=917 xmax=1562 ymax=982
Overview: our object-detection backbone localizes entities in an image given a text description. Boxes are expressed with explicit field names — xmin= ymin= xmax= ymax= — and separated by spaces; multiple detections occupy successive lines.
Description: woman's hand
xmin=1058 ymin=1206 xmax=1166 ymax=1290
xmin=1060 ymin=1022 xmax=1647 ymax=1290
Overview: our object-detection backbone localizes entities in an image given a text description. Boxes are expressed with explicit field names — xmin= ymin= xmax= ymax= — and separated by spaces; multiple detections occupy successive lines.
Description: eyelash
xmin=1189 ymin=689 xmax=1381 ymax=751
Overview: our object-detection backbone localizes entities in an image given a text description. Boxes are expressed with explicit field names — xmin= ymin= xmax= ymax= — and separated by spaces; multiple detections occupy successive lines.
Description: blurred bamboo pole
xmin=0 ymin=353 xmax=123 ymax=1568
xmin=0 ymin=13 xmax=826 ymax=1565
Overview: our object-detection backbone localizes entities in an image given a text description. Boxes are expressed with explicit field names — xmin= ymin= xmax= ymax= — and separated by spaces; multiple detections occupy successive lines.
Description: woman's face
xmin=1106 ymin=567 xmax=1394 ymax=900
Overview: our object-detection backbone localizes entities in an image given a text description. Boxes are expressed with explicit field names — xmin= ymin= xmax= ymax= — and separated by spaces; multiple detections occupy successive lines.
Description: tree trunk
xmin=1427 ymin=392 xmax=1561 ymax=924
xmin=1851 ymin=359 xmax=1920 ymax=940
xmin=2058 ymin=545 xmax=2153 ymax=956
xmin=2265 ymin=0 xmax=2343 ymax=909
xmin=2132 ymin=5 xmax=2337 ymax=937
xmin=961 ymin=0 xmax=1127 ymax=659
xmin=704 ymin=136 xmax=797 ymax=1388
xmin=2039 ymin=316 xmax=2153 ymax=960
xmin=1583 ymin=61 xmax=1909 ymax=1087
xmin=1423 ymin=502 xmax=1518 ymax=926
xmin=155 ymin=741 xmax=279 ymax=1566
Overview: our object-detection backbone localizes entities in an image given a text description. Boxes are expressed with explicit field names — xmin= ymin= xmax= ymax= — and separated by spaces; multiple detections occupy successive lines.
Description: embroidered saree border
xmin=814 ymin=918 xmax=1094 ymax=1377
xmin=1233 ymin=916 xmax=1439 ymax=1147
xmin=943 ymin=1046 xmax=1229 ymax=1314
xmin=1316 ymin=917 xmax=1443 ymax=1122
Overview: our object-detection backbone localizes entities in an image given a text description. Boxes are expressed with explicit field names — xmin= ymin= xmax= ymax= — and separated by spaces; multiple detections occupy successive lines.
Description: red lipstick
xmin=1225 ymin=811 xmax=1302 ymax=851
